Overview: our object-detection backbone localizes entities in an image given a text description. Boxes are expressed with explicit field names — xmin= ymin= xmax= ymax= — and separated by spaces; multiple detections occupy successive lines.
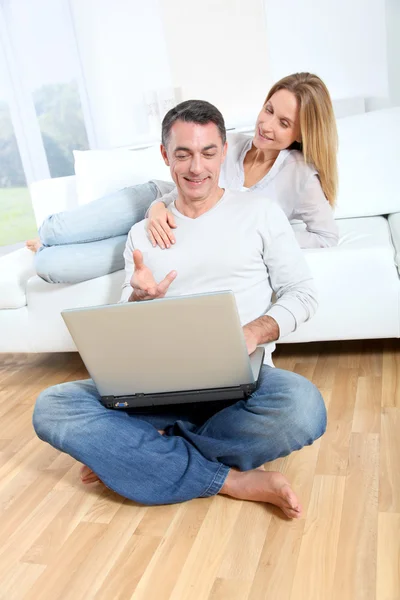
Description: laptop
xmin=61 ymin=291 xmax=265 ymax=409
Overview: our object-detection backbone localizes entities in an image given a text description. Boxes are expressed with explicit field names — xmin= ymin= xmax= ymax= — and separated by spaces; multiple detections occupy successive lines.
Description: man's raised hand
xmin=129 ymin=249 xmax=177 ymax=302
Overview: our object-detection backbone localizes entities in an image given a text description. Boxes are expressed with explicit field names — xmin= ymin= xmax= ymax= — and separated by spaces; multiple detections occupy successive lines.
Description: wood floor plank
xmin=93 ymin=534 xmax=162 ymax=600
xmin=248 ymin=517 xmax=305 ymax=600
xmin=0 ymin=437 xmax=61 ymax=494
xmin=376 ymin=512 xmax=400 ymax=600
xmin=379 ymin=408 xmax=400 ymax=512
xmin=382 ymin=341 xmax=400 ymax=408
xmin=316 ymin=367 xmax=358 ymax=475
xmin=290 ymin=475 xmax=346 ymax=600
xmin=359 ymin=340 xmax=383 ymax=377
xmin=293 ymin=362 xmax=316 ymax=381
xmin=312 ymin=345 xmax=341 ymax=390
xmin=132 ymin=499 xmax=211 ymax=600
xmin=22 ymin=521 xmax=107 ymax=600
xmin=40 ymin=502 xmax=148 ymax=600
xmin=0 ymin=462 xmax=45 ymax=513
xmin=0 ymin=562 xmax=46 ymax=600
xmin=134 ymin=502 xmax=181 ymax=537
xmin=338 ymin=340 xmax=363 ymax=369
xmin=81 ymin=485 xmax=126 ymax=524
xmin=352 ymin=376 xmax=382 ymax=433
xmin=331 ymin=433 xmax=379 ymax=600
xmin=0 ymin=487 xmax=76 ymax=581
xmin=208 ymin=578 xmax=253 ymax=600
xmin=21 ymin=487 xmax=101 ymax=565
xmin=216 ymin=500 xmax=272 ymax=582
xmin=0 ymin=467 xmax=72 ymax=548
xmin=0 ymin=437 xmax=39 ymax=489
xmin=168 ymin=496 xmax=242 ymax=600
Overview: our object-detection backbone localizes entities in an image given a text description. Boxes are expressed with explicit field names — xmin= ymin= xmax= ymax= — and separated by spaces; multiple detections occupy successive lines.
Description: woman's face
xmin=253 ymin=89 xmax=301 ymax=151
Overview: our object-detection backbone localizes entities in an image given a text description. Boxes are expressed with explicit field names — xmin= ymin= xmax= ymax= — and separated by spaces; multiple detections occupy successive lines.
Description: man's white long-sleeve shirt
xmin=121 ymin=190 xmax=318 ymax=365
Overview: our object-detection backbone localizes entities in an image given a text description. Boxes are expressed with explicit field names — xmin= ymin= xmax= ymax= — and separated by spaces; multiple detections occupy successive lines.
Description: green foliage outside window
xmin=0 ymin=81 xmax=88 ymax=186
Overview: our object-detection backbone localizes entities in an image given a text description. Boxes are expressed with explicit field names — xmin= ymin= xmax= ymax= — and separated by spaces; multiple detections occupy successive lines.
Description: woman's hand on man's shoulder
xmin=146 ymin=202 xmax=177 ymax=249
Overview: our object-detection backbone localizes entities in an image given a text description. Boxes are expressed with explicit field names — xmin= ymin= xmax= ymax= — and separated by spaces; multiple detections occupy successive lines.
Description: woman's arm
xmin=292 ymin=173 xmax=339 ymax=249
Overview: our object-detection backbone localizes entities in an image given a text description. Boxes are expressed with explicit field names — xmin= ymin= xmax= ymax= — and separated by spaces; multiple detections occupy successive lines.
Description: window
xmin=6 ymin=0 xmax=89 ymax=178
xmin=0 ymin=0 xmax=90 ymax=248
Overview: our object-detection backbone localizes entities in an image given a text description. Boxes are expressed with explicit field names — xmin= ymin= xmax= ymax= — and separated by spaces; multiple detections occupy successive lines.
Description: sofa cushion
xmin=285 ymin=216 xmax=399 ymax=342
xmin=335 ymin=107 xmax=400 ymax=219
xmin=0 ymin=248 xmax=36 ymax=309
xmin=27 ymin=270 xmax=125 ymax=352
xmin=74 ymin=146 xmax=173 ymax=206
xmin=0 ymin=307 xmax=31 ymax=352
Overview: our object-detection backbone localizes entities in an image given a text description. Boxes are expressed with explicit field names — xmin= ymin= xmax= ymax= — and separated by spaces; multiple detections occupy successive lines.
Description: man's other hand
xmin=129 ymin=249 xmax=177 ymax=302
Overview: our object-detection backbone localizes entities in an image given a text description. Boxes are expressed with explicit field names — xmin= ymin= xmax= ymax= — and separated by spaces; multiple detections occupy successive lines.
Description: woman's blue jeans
xmin=35 ymin=182 xmax=163 ymax=283
xmin=33 ymin=366 xmax=327 ymax=506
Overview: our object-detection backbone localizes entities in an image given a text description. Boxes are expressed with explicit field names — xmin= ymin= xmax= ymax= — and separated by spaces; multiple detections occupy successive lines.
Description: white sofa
xmin=1 ymin=107 xmax=400 ymax=353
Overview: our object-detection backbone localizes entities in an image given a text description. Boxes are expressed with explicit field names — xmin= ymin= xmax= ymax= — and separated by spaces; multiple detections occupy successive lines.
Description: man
xmin=33 ymin=100 xmax=326 ymax=519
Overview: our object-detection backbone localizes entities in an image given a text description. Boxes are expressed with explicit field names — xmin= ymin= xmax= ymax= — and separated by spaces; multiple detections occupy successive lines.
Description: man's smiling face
xmin=161 ymin=120 xmax=227 ymax=203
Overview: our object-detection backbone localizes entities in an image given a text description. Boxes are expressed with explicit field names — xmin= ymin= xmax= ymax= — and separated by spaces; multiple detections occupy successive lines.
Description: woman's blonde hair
xmin=265 ymin=72 xmax=338 ymax=206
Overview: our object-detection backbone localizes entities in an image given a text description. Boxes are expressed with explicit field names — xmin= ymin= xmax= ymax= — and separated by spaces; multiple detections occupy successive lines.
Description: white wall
xmin=70 ymin=0 xmax=271 ymax=147
xmin=159 ymin=0 xmax=270 ymax=129
xmin=264 ymin=0 xmax=389 ymax=102
xmin=386 ymin=0 xmax=400 ymax=105
xmin=68 ymin=0 xmax=397 ymax=149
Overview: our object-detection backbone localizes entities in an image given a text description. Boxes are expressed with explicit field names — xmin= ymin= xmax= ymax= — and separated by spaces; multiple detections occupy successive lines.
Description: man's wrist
xmin=244 ymin=316 xmax=280 ymax=345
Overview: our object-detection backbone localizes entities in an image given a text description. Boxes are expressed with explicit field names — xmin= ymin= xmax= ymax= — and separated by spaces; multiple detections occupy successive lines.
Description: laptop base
xmin=101 ymin=382 xmax=258 ymax=410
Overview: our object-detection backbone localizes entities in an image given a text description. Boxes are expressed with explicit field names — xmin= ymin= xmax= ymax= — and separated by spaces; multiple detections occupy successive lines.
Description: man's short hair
xmin=161 ymin=100 xmax=226 ymax=147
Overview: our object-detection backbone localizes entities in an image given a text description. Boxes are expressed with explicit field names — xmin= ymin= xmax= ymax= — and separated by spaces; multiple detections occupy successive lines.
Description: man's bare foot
xmin=80 ymin=464 xmax=101 ymax=485
xmin=219 ymin=469 xmax=302 ymax=519
xmin=26 ymin=238 xmax=42 ymax=253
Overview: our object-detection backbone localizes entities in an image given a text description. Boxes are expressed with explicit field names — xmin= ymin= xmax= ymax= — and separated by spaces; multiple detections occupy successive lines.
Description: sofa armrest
xmin=29 ymin=175 xmax=78 ymax=228
xmin=0 ymin=248 xmax=36 ymax=309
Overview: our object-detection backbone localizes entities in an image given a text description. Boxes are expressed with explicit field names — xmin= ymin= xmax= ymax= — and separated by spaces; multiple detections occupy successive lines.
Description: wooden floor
xmin=0 ymin=341 xmax=399 ymax=600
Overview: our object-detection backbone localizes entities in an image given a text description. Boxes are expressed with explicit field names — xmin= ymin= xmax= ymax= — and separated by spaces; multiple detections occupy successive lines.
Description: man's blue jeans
xmin=33 ymin=366 xmax=326 ymax=506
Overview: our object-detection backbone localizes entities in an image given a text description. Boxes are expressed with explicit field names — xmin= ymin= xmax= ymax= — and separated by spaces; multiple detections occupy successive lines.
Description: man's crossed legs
xmin=32 ymin=366 xmax=326 ymax=519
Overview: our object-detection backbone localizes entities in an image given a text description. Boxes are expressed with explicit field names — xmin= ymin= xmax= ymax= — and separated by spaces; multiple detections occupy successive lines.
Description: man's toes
xmin=80 ymin=465 xmax=100 ymax=484
xmin=82 ymin=474 xmax=100 ymax=484
xmin=280 ymin=484 xmax=299 ymax=508
xmin=282 ymin=505 xmax=302 ymax=519
xmin=281 ymin=496 xmax=302 ymax=518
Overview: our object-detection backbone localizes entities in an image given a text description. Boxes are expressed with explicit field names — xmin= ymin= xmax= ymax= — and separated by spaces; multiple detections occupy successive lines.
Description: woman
xmin=29 ymin=72 xmax=338 ymax=283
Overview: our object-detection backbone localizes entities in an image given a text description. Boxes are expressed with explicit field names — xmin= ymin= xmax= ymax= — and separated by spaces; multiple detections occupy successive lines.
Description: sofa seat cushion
xmin=0 ymin=248 xmax=36 ymax=309
xmin=26 ymin=269 xmax=125 ymax=352
xmin=284 ymin=216 xmax=399 ymax=342
xmin=0 ymin=306 xmax=31 ymax=352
